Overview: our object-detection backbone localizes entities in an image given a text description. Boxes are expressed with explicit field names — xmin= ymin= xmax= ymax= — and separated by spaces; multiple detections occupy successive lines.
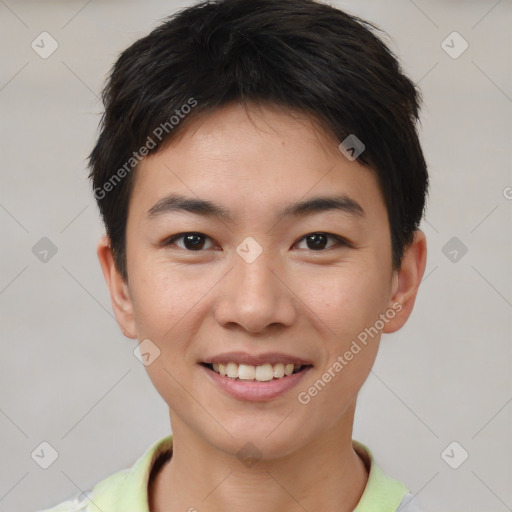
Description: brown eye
xmin=164 ymin=232 xmax=214 ymax=251
xmin=295 ymin=232 xmax=348 ymax=251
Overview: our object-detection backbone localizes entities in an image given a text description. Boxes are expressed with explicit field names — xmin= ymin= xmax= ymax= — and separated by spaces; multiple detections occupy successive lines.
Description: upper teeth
xmin=211 ymin=362 xmax=302 ymax=381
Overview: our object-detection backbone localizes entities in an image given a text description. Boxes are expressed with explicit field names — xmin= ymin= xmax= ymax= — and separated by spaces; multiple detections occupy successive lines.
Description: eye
xmin=294 ymin=232 xmax=349 ymax=251
xmin=161 ymin=231 xmax=351 ymax=252
xmin=163 ymin=232 xmax=216 ymax=251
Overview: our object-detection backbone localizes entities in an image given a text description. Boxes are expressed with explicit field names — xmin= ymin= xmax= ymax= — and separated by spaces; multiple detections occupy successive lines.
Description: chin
xmin=201 ymin=416 xmax=314 ymax=462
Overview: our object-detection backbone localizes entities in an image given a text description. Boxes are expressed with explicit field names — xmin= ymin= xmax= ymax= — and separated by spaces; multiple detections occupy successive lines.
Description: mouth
xmin=199 ymin=352 xmax=314 ymax=401
xmin=201 ymin=362 xmax=311 ymax=382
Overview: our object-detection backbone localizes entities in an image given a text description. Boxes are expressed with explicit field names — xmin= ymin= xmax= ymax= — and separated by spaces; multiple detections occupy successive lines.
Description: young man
xmin=40 ymin=0 xmax=428 ymax=510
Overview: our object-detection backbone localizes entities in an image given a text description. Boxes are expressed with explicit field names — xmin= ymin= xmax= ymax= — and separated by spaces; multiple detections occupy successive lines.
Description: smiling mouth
xmin=201 ymin=362 xmax=311 ymax=382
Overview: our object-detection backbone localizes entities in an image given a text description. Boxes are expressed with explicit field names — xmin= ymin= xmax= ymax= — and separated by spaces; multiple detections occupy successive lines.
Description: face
xmin=99 ymin=102 xmax=425 ymax=459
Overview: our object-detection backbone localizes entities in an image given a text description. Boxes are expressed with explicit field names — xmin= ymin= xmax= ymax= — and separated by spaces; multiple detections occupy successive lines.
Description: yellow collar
xmin=87 ymin=435 xmax=409 ymax=512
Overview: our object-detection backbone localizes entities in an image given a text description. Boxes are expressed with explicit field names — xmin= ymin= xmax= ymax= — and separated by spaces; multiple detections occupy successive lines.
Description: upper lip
xmin=203 ymin=352 xmax=313 ymax=366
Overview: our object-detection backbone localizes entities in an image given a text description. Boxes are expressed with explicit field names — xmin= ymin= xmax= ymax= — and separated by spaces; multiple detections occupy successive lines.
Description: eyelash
xmin=161 ymin=232 xmax=352 ymax=252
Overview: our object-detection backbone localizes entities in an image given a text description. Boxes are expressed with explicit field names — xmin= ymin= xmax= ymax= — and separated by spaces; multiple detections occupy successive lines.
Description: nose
xmin=213 ymin=250 xmax=297 ymax=334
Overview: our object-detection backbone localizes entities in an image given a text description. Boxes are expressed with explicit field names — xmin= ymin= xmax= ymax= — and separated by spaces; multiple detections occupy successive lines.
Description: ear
xmin=383 ymin=230 xmax=427 ymax=334
xmin=97 ymin=235 xmax=137 ymax=339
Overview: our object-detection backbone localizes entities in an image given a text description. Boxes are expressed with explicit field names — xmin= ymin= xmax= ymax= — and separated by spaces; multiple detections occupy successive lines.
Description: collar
xmin=90 ymin=435 xmax=408 ymax=512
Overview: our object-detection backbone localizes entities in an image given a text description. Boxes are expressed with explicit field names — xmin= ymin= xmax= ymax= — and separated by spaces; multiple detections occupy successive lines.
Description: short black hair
xmin=89 ymin=0 xmax=429 ymax=280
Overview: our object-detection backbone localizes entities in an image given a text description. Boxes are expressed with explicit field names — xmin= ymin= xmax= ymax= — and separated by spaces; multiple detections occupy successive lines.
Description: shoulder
xmin=352 ymin=440 xmax=423 ymax=512
xmin=36 ymin=435 xmax=173 ymax=512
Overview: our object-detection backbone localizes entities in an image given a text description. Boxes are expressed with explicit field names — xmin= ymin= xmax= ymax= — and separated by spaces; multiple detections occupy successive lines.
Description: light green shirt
xmin=38 ymin=435 xmax=420 ymax=512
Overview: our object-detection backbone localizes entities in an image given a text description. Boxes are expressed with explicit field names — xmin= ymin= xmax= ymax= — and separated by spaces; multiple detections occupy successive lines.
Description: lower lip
xmin=201 ymin=365 xmax=312 ymax=402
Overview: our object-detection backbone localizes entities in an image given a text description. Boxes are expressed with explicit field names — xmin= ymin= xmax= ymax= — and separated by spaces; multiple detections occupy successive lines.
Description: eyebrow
xmin=146 ymin=193 xmax=365 ymax=221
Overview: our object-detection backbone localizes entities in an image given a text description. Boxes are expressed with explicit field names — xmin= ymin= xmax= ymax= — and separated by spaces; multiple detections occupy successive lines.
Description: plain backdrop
xmin=0 ymin=1 xmax=511 ymax=511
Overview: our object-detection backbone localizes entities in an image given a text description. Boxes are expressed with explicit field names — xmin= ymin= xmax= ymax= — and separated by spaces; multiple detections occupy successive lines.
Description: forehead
xmin=130 ymin=102 xmax=386 ymax=223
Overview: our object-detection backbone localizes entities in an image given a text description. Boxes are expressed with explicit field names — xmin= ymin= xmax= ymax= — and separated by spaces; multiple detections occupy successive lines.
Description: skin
xmin=97 ymin=101 xmax=427 ymax=512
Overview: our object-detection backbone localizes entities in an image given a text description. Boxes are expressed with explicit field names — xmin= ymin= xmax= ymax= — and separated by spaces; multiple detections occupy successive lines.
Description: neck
xmin=149 ymin=406 xmax=368 ymax=512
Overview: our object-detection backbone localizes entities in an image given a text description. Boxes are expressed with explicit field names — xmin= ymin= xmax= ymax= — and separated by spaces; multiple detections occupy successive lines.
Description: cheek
xmin=128 ymin=268 xmax=201 ymax=408
xmin=128 ymin=261 xmax=200 ymax=346
xmin=300 ymin=263 xmax=389 ymax=342
xmin=295 ymin=269 xmax=385 ymax=419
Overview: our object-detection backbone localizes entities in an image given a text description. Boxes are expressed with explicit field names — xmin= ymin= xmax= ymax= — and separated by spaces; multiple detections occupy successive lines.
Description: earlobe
xmin=96 ymin=236 xmax=137 ymax=339
xmin=383 ymin=230 xmax=427 ymax=334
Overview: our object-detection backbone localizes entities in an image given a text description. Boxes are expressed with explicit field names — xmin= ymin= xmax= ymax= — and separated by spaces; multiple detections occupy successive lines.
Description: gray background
xmin=1 ymin=1 xmax=511 ymax=511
